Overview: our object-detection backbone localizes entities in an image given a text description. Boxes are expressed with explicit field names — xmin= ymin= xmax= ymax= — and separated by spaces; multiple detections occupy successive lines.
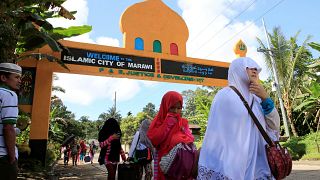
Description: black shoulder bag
xmin=133 ymin=134 xmax=152 ymax=164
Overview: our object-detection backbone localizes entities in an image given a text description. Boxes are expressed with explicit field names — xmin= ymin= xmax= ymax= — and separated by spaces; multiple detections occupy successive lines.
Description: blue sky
xmin=49 ymin=0 xmax=320 ymax=120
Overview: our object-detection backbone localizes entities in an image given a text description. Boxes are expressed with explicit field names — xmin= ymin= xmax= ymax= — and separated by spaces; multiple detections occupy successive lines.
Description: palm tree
xmin=98 ymin=106 xmax=122 ymax=122
xmin=309 ymin=42 xmax=320 ymax=53
xmin=257 ymin=27 xmax=314 ymax=136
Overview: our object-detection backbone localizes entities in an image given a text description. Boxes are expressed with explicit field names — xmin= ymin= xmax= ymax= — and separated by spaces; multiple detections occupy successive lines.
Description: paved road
xmin=51 ymin=155 xmax=320 ymax=179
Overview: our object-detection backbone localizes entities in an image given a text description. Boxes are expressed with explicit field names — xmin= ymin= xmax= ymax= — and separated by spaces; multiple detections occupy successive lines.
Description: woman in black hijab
xmin=98 ymin=118 xmax=126 ymax=180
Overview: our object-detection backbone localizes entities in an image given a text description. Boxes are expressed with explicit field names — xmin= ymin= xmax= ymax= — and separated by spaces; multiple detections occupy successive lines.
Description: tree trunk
xmin=315 ymin=110 xmax=320 ymax=153
xmin=286 ymin=106 xmax=298 ymax=136
xmin=283 ymin=92 xmax=298 ymax=136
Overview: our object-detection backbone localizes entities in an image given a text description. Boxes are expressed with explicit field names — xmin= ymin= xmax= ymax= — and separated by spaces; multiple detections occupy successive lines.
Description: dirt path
xmin=286 ymin=161 xmax=320 ymax=180
xmin=51 ymin=154 xmax=320 ymax=179
xmin=50 ymin=153 xmax=107 ymax=180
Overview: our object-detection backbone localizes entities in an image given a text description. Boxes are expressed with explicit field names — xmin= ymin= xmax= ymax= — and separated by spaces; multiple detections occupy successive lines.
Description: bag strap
xmin=229 ymin=86 xmax=274 ymax=147
xmin=133 ymin=132 xmax=140 ymax=155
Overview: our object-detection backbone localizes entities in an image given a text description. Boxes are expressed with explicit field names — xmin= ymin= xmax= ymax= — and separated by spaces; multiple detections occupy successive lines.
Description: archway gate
xmin=18 ymin=40 xmax=229 ymax=164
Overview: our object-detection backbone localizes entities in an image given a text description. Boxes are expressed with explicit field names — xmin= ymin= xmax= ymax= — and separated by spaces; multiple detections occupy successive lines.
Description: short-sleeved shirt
xmin=0 ymin=86 xmax=18 ymax=158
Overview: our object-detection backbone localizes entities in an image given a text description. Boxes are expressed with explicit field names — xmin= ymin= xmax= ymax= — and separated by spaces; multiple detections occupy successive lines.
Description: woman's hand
xmin=111 ymin=133 xmax=120 ymax=140
xmin=121 ymin=154 xmax=127 ymax=162
xmin=249 ymin=82 xmax=268 ymax=100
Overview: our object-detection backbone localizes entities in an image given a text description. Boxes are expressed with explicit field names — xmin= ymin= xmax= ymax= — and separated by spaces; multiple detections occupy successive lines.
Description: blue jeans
xmin=80 ymin=152 xmax=85 ymax=161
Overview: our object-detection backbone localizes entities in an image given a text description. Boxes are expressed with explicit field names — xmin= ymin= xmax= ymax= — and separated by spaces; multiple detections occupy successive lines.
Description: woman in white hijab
xmin=197 ymin=57 xmax=280 ymax=180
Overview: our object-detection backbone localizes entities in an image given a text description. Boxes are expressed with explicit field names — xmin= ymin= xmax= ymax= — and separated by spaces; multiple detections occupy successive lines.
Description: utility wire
xmin=190 ymin=0 xmax=258 ymax=55
xmin=188 ymin=0 xmax=236 ymax=44
xmin=204 ymin=0 xmax=285 ymax=58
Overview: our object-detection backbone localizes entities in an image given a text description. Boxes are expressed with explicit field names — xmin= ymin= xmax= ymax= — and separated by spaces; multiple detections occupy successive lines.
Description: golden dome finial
xmin=234 ymin=39 xmax=247 ymax=57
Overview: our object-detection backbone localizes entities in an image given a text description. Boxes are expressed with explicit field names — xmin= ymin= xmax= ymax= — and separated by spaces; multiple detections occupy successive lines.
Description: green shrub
xmin=282 ymin=132 xmax=320 ymax=160
xmin=46 ymin=142 xmax=61 ymax=166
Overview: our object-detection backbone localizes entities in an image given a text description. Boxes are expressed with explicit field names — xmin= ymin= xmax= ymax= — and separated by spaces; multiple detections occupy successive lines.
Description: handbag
xmin=117 ymin=162 xmax=142 ymax=180
xmin=230 ymin=86 xmax=292 ymax=180
xmin=159 ymin=143 xmax=197 ymax=179
xmin=133 ymin=134 xmax=153 ymax=164
xmin=134 ymin=147 xmax=152 ymax=164
xmin=84 ymin=154 xmax=91 ymax=163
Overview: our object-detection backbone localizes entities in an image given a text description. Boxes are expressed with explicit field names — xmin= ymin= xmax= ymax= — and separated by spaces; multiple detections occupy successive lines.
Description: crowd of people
xmin=62 ymin=139 xmax=97 ymax=166
xmin=1 ymin=55 xmax=282 ymax=180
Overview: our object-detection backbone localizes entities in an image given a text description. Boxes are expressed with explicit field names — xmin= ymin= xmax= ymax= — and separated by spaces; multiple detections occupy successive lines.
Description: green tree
xmin=0 ymin=0 xmax=91 ymax=63
xmin=79 ymin=116 xmax=90 ymax=123
xmin=182 ymin=87 xmax=220 ymax=140
xmin=120 ymin=115 xmax=140 ymax=145
xmin=65 ymin=119 xmax=86 ymax=139
xmin=142 ymin=102 xmax=156 ymax=118
xmin=182 ymin=89 xmax=197 ymax=118
xmin=49 ymin=107 xmax=66 ymax=143
xmin=294 ymin=81 xmax=320 ymax=152
xmin=257 ymin=27 xmax=314 ymax=136
xmin=85 ymin=120 xmax=100 ymax=140
xmin=50 ymin=96 xmax=74 ymax=120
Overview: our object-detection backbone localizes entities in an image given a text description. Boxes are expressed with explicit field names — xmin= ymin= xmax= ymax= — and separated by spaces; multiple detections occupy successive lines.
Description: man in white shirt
xmin=0 ymin=63 xmax=22 ymax=180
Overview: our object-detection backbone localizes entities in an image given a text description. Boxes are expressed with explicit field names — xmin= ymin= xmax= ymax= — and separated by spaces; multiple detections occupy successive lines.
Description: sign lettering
xmin=61 ymin=48 xmax=155 ymax=72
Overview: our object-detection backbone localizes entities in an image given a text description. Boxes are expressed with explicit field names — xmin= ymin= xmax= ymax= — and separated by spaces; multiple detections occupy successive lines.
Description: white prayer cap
xmin=0 ymin=63 xmax=22 ymax=75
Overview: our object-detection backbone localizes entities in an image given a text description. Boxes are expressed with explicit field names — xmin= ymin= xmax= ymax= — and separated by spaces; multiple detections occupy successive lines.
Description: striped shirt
xmin=0 ymin=86 xmax=18 ymax=158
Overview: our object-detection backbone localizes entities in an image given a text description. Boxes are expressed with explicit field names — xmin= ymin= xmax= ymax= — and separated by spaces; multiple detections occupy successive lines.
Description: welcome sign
xmin=59 ymin=46 xmax=229 ymax=86
xmin=61 ymin=48 xmax=155 ymax=72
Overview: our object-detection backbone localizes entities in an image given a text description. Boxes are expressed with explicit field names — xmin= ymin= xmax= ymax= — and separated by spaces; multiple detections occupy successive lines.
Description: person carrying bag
xmin=230 ymin=86 xmax=292 ymax=179
xmin=147 ymin=91 xmax=195 ymax=180
xmin=133 ymin=135 xmax=153 ymax=164
xmin=128 ymin=119 xmax=154 ymax=180
xmin=197 ymin=57 xmax=284 ymax=180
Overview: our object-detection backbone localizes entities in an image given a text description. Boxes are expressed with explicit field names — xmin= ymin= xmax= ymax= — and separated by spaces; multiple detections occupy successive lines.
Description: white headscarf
xmin=197 ymin=57 xmax=273 ymax=180
xmin=228 ymin=57 xmax=262 ymax=103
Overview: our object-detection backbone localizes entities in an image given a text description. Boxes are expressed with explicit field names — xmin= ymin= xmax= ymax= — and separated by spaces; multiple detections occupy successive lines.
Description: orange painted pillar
xmin=28 ymin=60 xmax=53 ymax=165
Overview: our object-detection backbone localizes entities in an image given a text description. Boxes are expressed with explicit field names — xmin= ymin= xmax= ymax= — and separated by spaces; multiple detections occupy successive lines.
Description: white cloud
xmin=65 ymin=33 xmax=95 ymax=44
xmin=178 ymin=0 xmax=270 ymax=80
xmin=47 ymin=0 xmax=120 ymax=47
xmin=53 ymin=74 xmax=154 ymax=105
xmin=48 ymin=0 xmax=125 ymax=106
xmin=96 ymin=37 xmax=120 ymax=47
xmin=48 ymin=0 xmax=89 ymax=28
